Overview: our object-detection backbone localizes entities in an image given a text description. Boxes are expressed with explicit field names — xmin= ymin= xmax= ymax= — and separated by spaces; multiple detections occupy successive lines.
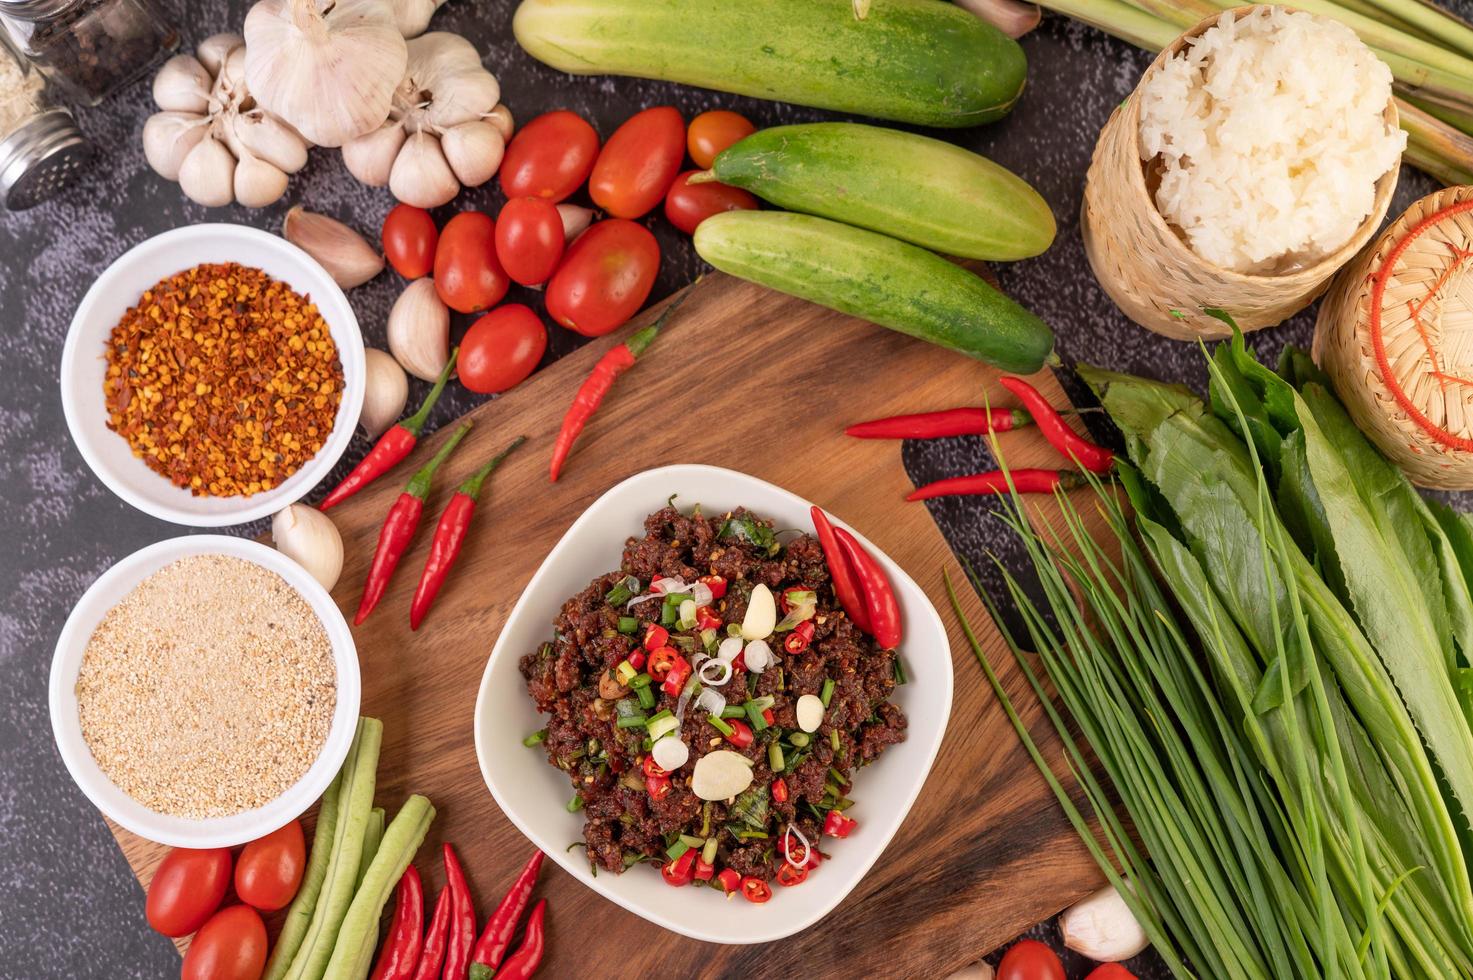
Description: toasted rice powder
xmin=76 ymin=554 xmax=336 ymax=819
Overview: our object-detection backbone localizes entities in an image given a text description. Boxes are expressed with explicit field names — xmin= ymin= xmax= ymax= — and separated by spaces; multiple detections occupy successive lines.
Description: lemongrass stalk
xmin=1402 ymin=100 xmax=1473 ymax=182
xmin=1330 ymin=0 xmax=1447 ymax=41
xmin=1034 ymin=0 xmax=1180 ymax=46
xmin=1375 ymin=50 xmax=1473 ymax=121
xmin=1401 ymin=90 xmax=1473 ymax=136
xmin=1259 ymin=0 xmax=1473 ymax=82
xmin=1357 ymin=0 xmax=1473 ymax=58
xmin=1120 ymin=0 xmax=1208 ymax=30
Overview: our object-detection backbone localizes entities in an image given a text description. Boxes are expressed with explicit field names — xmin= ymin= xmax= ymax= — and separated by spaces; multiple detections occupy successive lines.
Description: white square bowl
xmin=472 ymin=464 xmax=953 ymax=944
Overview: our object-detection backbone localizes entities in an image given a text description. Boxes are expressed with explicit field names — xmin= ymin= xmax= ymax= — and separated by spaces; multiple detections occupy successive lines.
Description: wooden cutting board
xmin=107 ymin=271 xmax=1105 ymax=977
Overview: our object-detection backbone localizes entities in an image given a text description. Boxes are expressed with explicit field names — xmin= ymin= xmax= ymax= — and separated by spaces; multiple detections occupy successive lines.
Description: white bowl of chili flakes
xmin=61 ymin=223 xmax=364 ymax=526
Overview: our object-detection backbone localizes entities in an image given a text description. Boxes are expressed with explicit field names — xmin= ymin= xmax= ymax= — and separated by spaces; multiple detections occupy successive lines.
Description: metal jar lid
xmin=0 ymin=107 xmax=91 ymax=209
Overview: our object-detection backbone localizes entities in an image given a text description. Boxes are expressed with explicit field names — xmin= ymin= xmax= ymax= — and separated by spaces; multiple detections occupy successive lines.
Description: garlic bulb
xmin=273 ymin=504 xmax=344 ymax=591
xmin=361 ymin=348 xmax=409 ymax=437
xmin=282 ymin=207 xmax=385 ymax=288
xmin=486 ymin=104 xmax=513 ymax=141
xmin=342 ymin=32 xmax=504 ymax=205
xmin=142 ymin=34 xmax=308 ymax=208
xmin=388 ymin=278 xmax=451 ymax=381
xmin=393 ymin=0 xmax=447 ymax=37
xmin=244 ymin=0 xmax=407 ymax=147
xmin=1060 ymin=883 xmax=1150 ymax=962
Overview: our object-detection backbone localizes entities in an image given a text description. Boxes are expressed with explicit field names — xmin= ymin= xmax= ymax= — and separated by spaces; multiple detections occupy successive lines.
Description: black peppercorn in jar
xmin=0 ymin=0 xmax=177 ymax=105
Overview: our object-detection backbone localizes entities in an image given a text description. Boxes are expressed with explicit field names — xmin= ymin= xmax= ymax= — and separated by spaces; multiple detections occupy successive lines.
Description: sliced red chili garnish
xmin=642 ymin=755 xmax=666 ymax=777
xmin=694 ymin=856 xmax=715 ymax=881
xmin=646 ymin=774 xmax=672 ymax=800
xmin=776 ymin=863 xmax=809 ymax=887
xmin=660 ymin=654 xmax=692 ymax=696
xmin=740 ymin=876 xmax=772 ymax=904
xmin=647 ymin=645 xmax=679 ymax=681
xmin=783 ymin=621 xmax=815 ymax=654
xmin=726 ymin=718 xmax=754 ymax=749
xmin=661 ymin=850 xmax=697 ymax=887
xmin=643 ymin=623 xmax=669 ymax=651
xmin=716 ymin=868 xmax=741 ymax=894
xmin=695 ymin=605 xmax=722 ymax=631
xmin=761 ymin=707 xmax=775 ymax=727
xmin=699 ymin=575 xmax=727 ymax=599
xmin=628 ymin=649 xmax=647 ymax=670
xmin=823 ymin=810 xmax=856 ymax=838
xmin=772 ymin=777 xmax=789 ymax=804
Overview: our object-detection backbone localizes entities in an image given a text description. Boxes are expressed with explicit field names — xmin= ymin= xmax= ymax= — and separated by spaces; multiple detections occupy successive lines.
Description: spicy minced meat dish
xmin=520 ymin=503 xmax=906 ymax=894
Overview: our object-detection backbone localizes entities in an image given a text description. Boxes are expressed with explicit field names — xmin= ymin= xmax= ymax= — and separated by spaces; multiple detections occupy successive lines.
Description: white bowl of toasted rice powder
xmin=50 ymin=535 xmax=360 ymax=847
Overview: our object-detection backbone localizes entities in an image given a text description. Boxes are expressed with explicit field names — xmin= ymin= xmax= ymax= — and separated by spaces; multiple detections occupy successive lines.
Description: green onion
xmin=615 ymin=714 xmax=648 ymax=729
xmin=726 ymin=623 xmax=743 ymax=638
xmin=768 ymin=741 xmax=785 ymax=771
xmin=746 ymin=701 xmax=769 ymax=731
xmin=660 ymin=603 xmax=678 ymax=626
xmin=648 ymin=709 xmax=674 ymax=722
xmin=734 ymin=829 xmax=769 ymax=840
xmin=648 ymin=715 xmax=680 ymax=740
xmin=789 ymin=732 xmax=810 ymax=748
xmin=820 ymin=679 xmax=835 ymax=707
xmin=635 ymin=684 xmax=656 ymax=711
xmin=628 ymin=672 xmax=653 ymax=689
xmin=829 ymin=729 xmax=841 ymax=753
xmin=617 ymin=616 xmax=638 ymax=634
xmin=679 ymin=833 xmax=705 ymax=848
xmin=604 ymin=576 xmax=638 ymax=606
xmin=615 ymin=661 xmax=638 ymax=685
xmin=666 ymin=839 xmax=691 ymax=860
xmin=709 ymin=716 xmax=735 ymax=737
xmin=828 ymin=767 xmax=848 ymax=786
xmin=522 ymin=729 xmax=548 ymax=747
xmin=750 ymin=695 xmax=776 ymax=711
xmin=615 ymin=698 xmax=640 ymax=718
xmin=892 ymin=655 xmax=907 ymax=685
xmin=566 ymin=794 xmax=584 ymax=813
xmin=701 ymin=837 xmax=719 ymax=864
xmin=700 ymin=628 xmax=718 ymax=650
xmin=720 ymin=705 xmax=747 ymax=719
xmin=622 ymin=852 xmax=641 ymax=869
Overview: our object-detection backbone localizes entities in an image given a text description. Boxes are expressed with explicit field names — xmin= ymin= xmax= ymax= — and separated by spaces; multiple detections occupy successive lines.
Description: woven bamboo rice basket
xmin=1314 ymin=185 xmax=1473 ymax=489
xmin=1081 ymin=5 xmax=1400 ymax=341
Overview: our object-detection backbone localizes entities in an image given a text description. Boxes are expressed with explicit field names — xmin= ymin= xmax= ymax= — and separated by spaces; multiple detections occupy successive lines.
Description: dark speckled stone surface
xmin=0 ymin=1 xmax=1463 ymax=976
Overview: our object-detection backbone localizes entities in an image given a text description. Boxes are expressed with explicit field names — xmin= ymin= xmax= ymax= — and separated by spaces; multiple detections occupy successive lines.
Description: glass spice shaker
xmin=0 ymin=32 xmax=91 ymax=209
xmin=0 ymin=0 xmax=177 ymax=106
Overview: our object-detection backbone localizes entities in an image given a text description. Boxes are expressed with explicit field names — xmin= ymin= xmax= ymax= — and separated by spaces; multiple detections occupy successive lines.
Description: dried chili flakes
xmin=103 ymin=262 xmax=344 ymax=497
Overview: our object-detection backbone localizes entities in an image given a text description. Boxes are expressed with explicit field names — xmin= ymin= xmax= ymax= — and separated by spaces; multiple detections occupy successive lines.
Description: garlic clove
xmin=1060 ymin=883 xmax=1150 ymax=962
xmin=557 ymin=203 xmax=594 ymax=241
xmin=360 ymin=348 xmax=409 ymax=437
xmin=142 ymin=111 xmax=208 ymax=180
xmin=486 ymin=104 xmax=514 ymax=142
xmin=178 ymin=134 xmax=237 ymax=207
xmin=219 ymin=43 xmax=248 ymax=91
xmin=440 ymin=121 xmax=504 ymax=188
xmin=422 ymin=68 xmax=500 ymax=131
xmin=234 ymin=153 xmax=289 ymax=208
xmin=407 ymin=31 xmax=484 ymax=75
xmin=272 ymin=503 xmax=344 ymax=591
xmin=389 ymin=131 xmax=460 ymax=208
xmin=195 ymin=32 xmax=244 ymax=77
xmin=152 ymin=53 xmax=212 ymax=113
xmin=741 ymin=583 xmax=777 ymax=640
xmin=691 ymin=750 xmax=755 ymax=801
xmin=393 ymin=0 xmax=446 ymax=38
xmin=232 ymin=109 xmax=310 ymax=173
xmin=343 ymin=122 xmax=406 ymax=187
xmin=283 ymin=206 xmax=385 ymax=289
xmin=388 ymin=277 xmax=451 ymax=381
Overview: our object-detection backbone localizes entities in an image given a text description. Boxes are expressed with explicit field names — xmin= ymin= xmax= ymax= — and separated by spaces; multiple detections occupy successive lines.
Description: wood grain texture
xmin=108 ymin=272 xmax=1105 ymax=977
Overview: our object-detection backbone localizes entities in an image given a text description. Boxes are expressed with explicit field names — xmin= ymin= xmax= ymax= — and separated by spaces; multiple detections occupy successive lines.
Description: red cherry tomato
xmin=687 ymin=109 xmax=755 ymax=169
xmin=499 ymin=110 xmax=600 ymax=202
xmin=433 ymin=212 xmax=508 ymax=314
xmin=234 ymin=820 xmax=306 ymax=913
xmin=495 ymin=197 xmax=565 ymax=286
xmin=381 ymin=204 xmax=437 ymax=279
xmin=181 ymin=905 xmax=268 ymax=980
xmin=145 ymin=847 xmax=231 ymax=938
xmin=459 ymin=304 xmax=548 ymax=394
xmin=589 ymin=106 xmax=686 ymax=219
xmin=545 ymin=219 xmax=659 ymax=337
xmin=1085 ymin=966 xmax=1138 ymax=980
xmin=997 ymin=939 xmax=1066 ymax=980
xmin=664 ymin=170 xmax=759 ymax=235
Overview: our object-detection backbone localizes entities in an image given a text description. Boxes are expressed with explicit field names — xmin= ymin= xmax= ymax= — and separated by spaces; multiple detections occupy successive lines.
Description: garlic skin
xmin=142 ymin=34 xmax=307 ymax=208
xmin=388 ymin=278 xmax=451 ymax=381
xmin=393 ymin=0 xmax=448 ymax=38
xmin=342 ymin=31 xmax=504 ymax=204
xmin=557 ymin=203 xmax=594 ymax=241
xmin=282 ymin=206 xmax=385 ymax=288
xmin=272 ymin=504 xmax=344 ymax=592
xmin=244 ymin=0 xmax=407 ymax=147
xmin=1060 ymin=883 xmax=1150 ymax=962
xmin=361 ymin=348 xmax=409 ymax=438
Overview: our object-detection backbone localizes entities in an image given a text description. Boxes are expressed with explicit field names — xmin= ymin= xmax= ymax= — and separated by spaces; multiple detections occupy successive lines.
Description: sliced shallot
xmin=716 ymin=636 xmax=744 ymax=662
xmin=784 ymin=822 xmax=814 ymax=869
xmin=652 ymin=735 xmax=690 ymax=772
xmin=743 ymin=639 xmax=774 ymax=673
xmin=699 ymin=659 xmax=733 ymax=688
xmin=696 ymin=686 xmax=727 ymax=716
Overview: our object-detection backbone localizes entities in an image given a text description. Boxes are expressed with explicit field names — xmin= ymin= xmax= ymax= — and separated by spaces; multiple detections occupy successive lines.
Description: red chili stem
xmin=442 ymin=844 xmax=476 ymax=980
xmin=355 ymin=422 xmax=472 ymax=625
xmin=833 ymin=527 xmax=902 ymax=650
xmin=410 ymin=436 xmax=526 ymax=630
xmin=808 ymin=506 xmax=873 ymax=636
xmin=493 ymin=899 xmax=547 ymax=980
xmin=548 ymin=290 xmax=693 ymax=482
xmin=409 ymin=882 xmax=453 ymax=980
xmin=469 ymin=850 xmax=545 ymax=980
xmin=998 ymin=376 xmax=1114 ymax=473
xmin=906 ymin=468 xmax=1084 ymax=501
xmin=320 ymin=349 xmax=459 ymax=511
xmin=369 ymin=865 xmax=424 ymax=980
xmin=845 ymin=407 xmax=1032 ymax=440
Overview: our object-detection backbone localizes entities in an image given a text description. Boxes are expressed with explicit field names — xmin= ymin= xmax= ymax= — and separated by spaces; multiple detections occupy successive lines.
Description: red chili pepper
xmin=493 ymin=899 xmax=546 ymax=980
xmin=694 ymin=855 xmax=715 ymax=881
xmin=779 ymin=835 xmax=821 ymax=869
xmin=409 ymin=880 xmax=453 ymax=980
xmin=322 ymin=350 xmax=459 ymax=511
xmin=823 ymin=810 xmax=857 ymax=838
xmin=441 ymin=844 xmax=475 ymax=980
xmin=761 ymin=707 xmax=776 ymax=726
xmin=355 ymin=422 xmax=472 ymax=625
xmin=647 ymin=645 xmax=679 ymax=681
xmin=369 ymin=866 xmax=424 ymax=980
xmin=740 ymin=877 xmax=772 ymax=903
xmin=998 ymin=376 xmax=1115 ymax=473
xmin=833 ymin=527 xmax=901 ymax=650
xmin=627 ymin=650 xmax=647 ymax=670
xmin=642 ymin=623 xmax=668 ymax=651
xmin=731 ymin=651 xmax=747 ymax=673
xmin=549 ymin=291 xmax=692 ymax=482
xmin=660 ymin=654 xmax=692 ymax=696
xmin=906 ymin=467 xmax=1085 ymax=502
xmin=771 ymin=777 xmax=789 ymax=804
xmin=661 ymin=850 xmax=697 ymax=887
xmin=469 ymin=850 xmax=544 ymax=980
xmin=646 ymin=774 xmax=672 ymax=800
xmin=716 ymin=868 xmax=741 ymax=895
xmin=776 ymin=863 xmax=809 ymax=887
xmin=845 ymin=406 xmax=1032 ymax=440
xmin=409 ymin=436 xmax=525 ymax=630
xmin=726 ymin=718 xmax=753 ymax=749
xmin=699 ymin=575 xmax=727 ymax=599
xmin=695 ymin=606 xmax=722 ymax=631
xmin=642 ymin=755 xmax=666 ymax=778
xmin=783 ymin=621 xmax=815 ymax=654
xmin=809 ymin=507 xmax=873 ymax=636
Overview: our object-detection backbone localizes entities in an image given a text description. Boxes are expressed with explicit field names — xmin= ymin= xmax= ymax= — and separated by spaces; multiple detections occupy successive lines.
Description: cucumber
xmin=704 ymin=123 xmax=1056 ymax=261
xmin=693 ymin=211 xmax=1054 ymax=373
xmin=513 ymin=0 xmax=1026 ymax=129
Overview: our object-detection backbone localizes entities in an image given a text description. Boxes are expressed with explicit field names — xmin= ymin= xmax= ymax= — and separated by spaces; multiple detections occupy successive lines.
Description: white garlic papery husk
xmin=345 ymin=31 xmax=503 ymax=204
xmin=141 ymin=34 xmax=307 ymax=208
xmin=244 ymin=0 xmax=408 ymax=147
xmin=393 ymin=0 xmax=447 ymax=37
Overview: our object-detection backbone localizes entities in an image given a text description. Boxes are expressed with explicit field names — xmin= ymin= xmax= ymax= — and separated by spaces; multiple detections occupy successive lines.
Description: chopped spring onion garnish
xmin=615 ymin=714 xmax=648 ymax=729
xmin=617 ymin=616 xmax=638 ymax=634
xmin=636 ymin=684 xmax=656 ymax=710
xmin=666 ymin=838 xmax=691 ymax=860
xmin=675 ymin=674 xmax=700 ymax=723
xmin=652 ymin=734 xmax=690 ymax=771
xmin=615 ymin=660 xmax=638 ymax=684
xmin=892 ymin=655 xmax=907 ymax=685
xmin=784 ymin=822 xmax=813 ymax=869
xmin=679 ymin=833 xmax=705 ymax=848
xmin=702 ymin=837 xmax=719 ymax=864
xmin=523 ymin=729 xmax=548 ymax=747
xmin=743 ymin=639 xmax=774 ymax=673
xmin=700 ymin=627 xmax=718 ymax=651
xmin=734 ymin=830 xmax=769 ymax=839
xmin=768 ymin=741 xmax=785 ymax=771
xmin=709 ymin=716 xmax=735 ymax=737
xmin=789 ymin=732 xmax=810 ymax=748
xmin=725 ymin=623 xmax=743 ymax=638
xmin=720 ymin=705 xmax=748 ymax=719
xmin=774 ymin=603 xmax=817 ymax=633
xmin=628 ymin=672 xmax=653 ymax=689
xmin=830 ymin=729 xmax=841 ymax=752
xmin=746 ymin=700 xmax=770 ymax=731
xmin=819 ymin=678 xmax=835 ymax=707
xmin=698 ymin=658 xmax=733 ymax=687
xmin=567 ymin=793 xmax=584 ymax=812
xmin=605 ymin=576 xmax=640 ymax=606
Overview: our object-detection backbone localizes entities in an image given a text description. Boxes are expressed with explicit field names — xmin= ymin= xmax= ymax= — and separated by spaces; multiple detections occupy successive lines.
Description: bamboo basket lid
xmin=1082 ymin=5 xmax=1399 ymax=341
xmin=1314 ymin=186 xmax=1473 ymax=489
